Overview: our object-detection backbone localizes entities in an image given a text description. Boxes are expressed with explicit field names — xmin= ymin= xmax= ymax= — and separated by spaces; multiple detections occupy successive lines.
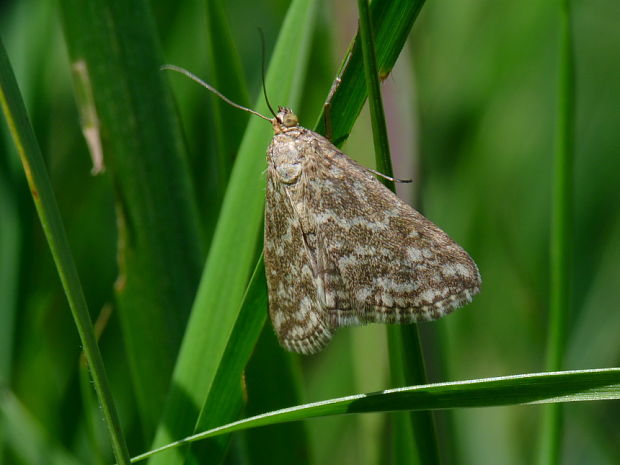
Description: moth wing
xmin=304 ymin=136 xmax=481 ymax=329
xmin=264 ymin=172 xmax=332 ymax=354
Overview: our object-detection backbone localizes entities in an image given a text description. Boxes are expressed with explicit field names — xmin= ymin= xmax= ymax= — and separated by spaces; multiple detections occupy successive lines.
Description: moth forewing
xmin=264 ymin=156 xmax=332 ymax=355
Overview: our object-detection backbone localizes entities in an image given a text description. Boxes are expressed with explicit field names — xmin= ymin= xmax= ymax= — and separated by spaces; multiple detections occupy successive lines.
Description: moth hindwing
xmin=263 ymin=107 xmax=481 ymax=354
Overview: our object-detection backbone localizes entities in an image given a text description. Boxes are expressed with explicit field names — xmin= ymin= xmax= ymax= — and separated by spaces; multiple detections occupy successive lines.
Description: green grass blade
xmin=79 ymin=358 xmax=108 ymax=465
xmin=132 ymin=368 xmax=620 ymax=462
xmin=0 ymin=390 xmax=82 ymax=465
xmin=357 ymin=1 xmax=439 ymax=463
xmin=539 ymin=0 xmax=575 ymax=463
xmin=393 ymin=327 xmax=441 ymax=464
xmin=357 ymin=0 xmax=394 ymax=187
xmin=0 ymin=171 xmax=19 ymax=384
xmin=187 ymin=256 xmax=268 ymax=463
xmin=242 ymin=327 xmax=311 ymax=465
xmin=0 ymin=38 xmax=131 ymax=465
xmin=204 ymin=0 xmax=251 ymax=200
xmin=0 ymin=169 xmax=19 ymax=463
xmin=59 ymin=0 xmax=204 ymax=439
xmin=149 ymin=2 xmax=318 ymax=463
xmin=386 ymin=330 xmax=424 ymax=465
xmin=314 ymin=0 xmax=425 ymax=141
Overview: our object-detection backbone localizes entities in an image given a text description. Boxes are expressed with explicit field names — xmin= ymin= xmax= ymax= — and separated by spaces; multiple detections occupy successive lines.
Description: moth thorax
xmin=276 ymin=163 xmax=302 ymax=184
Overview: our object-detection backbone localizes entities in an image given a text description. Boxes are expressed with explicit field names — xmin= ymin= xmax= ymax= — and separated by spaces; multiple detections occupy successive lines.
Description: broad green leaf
xmin=58 ymin=0 xmax=204 ymax=439
xmin=148 ymin=1 xmax=318 ymax=464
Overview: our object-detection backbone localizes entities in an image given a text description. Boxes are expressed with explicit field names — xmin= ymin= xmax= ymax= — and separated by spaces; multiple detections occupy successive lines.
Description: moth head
xmin=273 ymin=106 xmax=299 ymax=133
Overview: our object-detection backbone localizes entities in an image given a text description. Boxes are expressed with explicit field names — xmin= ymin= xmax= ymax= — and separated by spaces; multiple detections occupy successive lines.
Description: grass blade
xmin=0 ymin=169 xmax=20 ymax=462
xmin=0 ymin=390 xmax=82 ymax=465
xmin=132 ymin=368 xmax=620 ymax=462
xmin=357 ymin=1 xmax=439 ymax=463
xmin=59 ymin=0 xmax=204 ymax=439
xmin=357 ymin=0 xmax=395 ymax=187
xmin=314 ymin=0 xmax=425 ymax=141
xmin=204 ymin=0 xmax=251 ymax=201
xmin=188 ymin=256 xmax=268 ymax=463
xmin=0 ymin=38 xmax=131 ymax=465
xmin=149 ymin=2 xmax=318 ymax=463
xmin=242 ymin=327 xmax=311 ymax=465
xmin=539 ymin=0 xmax=575 ymax=463
xmin=0 ymin=171 xmax=19 ymax=384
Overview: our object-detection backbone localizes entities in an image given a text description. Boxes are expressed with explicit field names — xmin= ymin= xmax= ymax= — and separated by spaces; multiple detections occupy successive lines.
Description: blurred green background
xmin=1 ymin=0 xmax=618 ymax=464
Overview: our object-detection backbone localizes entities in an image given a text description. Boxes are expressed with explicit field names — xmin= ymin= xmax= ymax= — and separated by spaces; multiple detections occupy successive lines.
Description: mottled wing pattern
xmin=301 ymin=129 xmax=481 ymax=330
xmin=264 ymin=170 xmax=332 ymax=354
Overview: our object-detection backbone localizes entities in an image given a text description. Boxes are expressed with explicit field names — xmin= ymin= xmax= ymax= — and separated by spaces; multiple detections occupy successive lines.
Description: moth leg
xmin=365 ymin=167 xmax=412 ymax=184
xmin=323 ymin=76 xmax=341 ymax=141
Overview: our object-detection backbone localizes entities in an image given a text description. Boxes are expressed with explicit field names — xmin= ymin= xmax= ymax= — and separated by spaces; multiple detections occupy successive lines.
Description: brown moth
xmin=162 ymin=65 xmax=481 ymax=355
xmin=264 ymin=107 xmax=480 ymax=354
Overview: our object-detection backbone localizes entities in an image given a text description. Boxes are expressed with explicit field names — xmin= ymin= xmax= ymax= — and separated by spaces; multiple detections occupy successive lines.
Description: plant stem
xmin=357 ymin=1 xmax=440 ymax=464
xmin=540 ymin=0 xmax=574 ymax=462
xmin=0 ymin=39 xmax=131 ymax=465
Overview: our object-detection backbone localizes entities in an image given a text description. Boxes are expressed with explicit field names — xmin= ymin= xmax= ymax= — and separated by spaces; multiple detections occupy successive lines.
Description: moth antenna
xmin=160 ymin=64 xmax=272 ymax=123
xmin=258 ymin=28 xmax=278 ymax=119
xmin=366 ymin=167 xmax=412 ymax=183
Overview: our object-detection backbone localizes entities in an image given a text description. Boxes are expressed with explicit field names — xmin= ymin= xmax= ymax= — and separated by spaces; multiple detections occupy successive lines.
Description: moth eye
xmin=276 ymin=163 xmax=302 ymax=184
xmin=282 ymin=113 xmax=298 ymax=127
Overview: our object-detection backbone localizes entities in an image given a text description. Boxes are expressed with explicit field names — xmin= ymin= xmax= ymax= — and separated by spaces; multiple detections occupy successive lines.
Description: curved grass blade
xmin=148 ymin=1 xmax=318 ymax=464
xmin=0 ymin=38 xmax=131 ymax=465
xmin=132 ymin=368 xmax=620 ymax=462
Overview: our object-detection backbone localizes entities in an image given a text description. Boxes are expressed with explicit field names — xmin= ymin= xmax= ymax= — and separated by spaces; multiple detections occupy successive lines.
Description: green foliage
xmin=1 ymin=0 xmax=619 ymax=464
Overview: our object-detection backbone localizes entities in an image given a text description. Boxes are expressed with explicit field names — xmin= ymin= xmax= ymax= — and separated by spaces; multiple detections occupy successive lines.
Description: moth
xmin=163 ymin=65 xmax=481 ymax=355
